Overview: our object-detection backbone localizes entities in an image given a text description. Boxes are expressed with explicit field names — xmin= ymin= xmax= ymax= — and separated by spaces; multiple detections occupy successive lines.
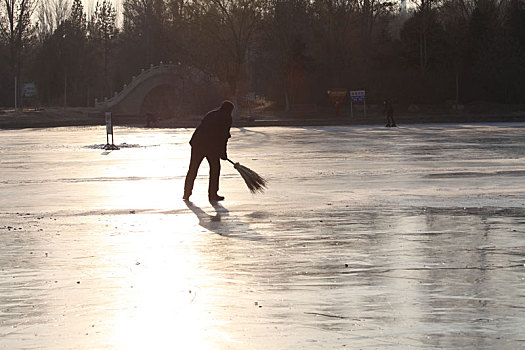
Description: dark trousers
xmin=386 ymin=113 xmax=396 ymax=126
xmin=184 ymin=147 xmax=221 ymax=197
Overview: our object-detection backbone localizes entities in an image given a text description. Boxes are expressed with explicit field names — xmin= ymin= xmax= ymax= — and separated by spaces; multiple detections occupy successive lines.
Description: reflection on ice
xmin=0 ymin=124 xmax=524 ymax=349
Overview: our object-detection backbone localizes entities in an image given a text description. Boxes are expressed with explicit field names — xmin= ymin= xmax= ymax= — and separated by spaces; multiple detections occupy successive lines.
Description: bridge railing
xmin=95 ymin=62 xmax=179 ymax=110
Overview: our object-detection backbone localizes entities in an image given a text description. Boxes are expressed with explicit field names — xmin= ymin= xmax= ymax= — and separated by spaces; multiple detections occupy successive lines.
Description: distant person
xmin=384 ymin=100 xmax=396 ymax=127
xmin=183 ymin=100 xmax=234 ymax=202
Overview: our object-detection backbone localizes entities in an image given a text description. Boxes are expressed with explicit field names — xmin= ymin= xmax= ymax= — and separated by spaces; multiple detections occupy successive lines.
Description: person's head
xmin=220 ymin=100 xmax=235 ymax=114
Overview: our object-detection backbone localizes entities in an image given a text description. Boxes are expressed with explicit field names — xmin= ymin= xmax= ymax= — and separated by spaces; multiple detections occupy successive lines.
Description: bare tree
xmin=440 ymin=0 xmax=472 ymax=105
xmin=122 ymin=0 xmax=169 ymax=65
xmin=357 ymin=0 xmax=395 ymax=43
xmin=410 ymin=0 xmax=442 ymax=73
xmin=36 ymin=0 xmax=70 ymax=40
xmin=311 ymin=1 xmax=362 ymax=78
xmin=192 ymin=0 xmax=264 ymax=105
xmin=263 ymin=0 xmax=311 ymax=111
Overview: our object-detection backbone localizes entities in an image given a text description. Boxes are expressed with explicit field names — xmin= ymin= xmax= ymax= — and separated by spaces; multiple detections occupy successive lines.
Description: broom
xmin=227 ymin=158 xmax=267 ymax=194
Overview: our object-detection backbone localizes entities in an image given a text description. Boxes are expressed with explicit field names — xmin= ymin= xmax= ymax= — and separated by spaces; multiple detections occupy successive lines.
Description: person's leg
xmin=206 ymin=154 xmax=221 ymax=199
xmin=389 ymin=114 xmax=397 ymax=127
xmin=183 ymin=148 xmax=204 ymax=200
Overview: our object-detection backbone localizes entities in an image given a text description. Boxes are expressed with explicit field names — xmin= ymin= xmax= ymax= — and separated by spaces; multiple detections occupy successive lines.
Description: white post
xmin=104 ymin=112 xmax=120 ymax=150
xmin=105 ymin=112 xmax=112 ymax=147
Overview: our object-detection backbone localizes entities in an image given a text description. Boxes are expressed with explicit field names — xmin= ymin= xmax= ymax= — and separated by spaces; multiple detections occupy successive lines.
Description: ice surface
xmin=0 ymin=124 xmax=524 ymax=349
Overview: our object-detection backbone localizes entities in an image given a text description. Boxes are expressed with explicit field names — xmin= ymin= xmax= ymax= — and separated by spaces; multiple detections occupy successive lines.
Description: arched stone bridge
xmin=95 ymin=62 xmax=223 ymax=119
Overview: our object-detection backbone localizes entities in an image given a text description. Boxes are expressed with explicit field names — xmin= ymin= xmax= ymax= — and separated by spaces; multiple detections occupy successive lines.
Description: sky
xmin=82 ymin=0 xmax=122 ymax=16
xmin=79 ymin=0 xmax=123 ymax=26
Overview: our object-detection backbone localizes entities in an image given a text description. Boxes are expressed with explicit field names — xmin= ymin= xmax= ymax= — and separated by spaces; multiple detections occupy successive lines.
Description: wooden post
xmin=14 ymin=77 xmax=17 ymax=111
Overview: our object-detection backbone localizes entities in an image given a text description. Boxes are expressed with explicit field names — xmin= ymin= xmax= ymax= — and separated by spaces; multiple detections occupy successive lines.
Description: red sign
xmin=328 ymin=89 xmax=347 ymax=100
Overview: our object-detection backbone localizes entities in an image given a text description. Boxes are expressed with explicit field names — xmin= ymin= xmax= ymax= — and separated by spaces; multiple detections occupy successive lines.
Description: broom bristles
xmin=233 ymin=162 xmax=267 ymax=194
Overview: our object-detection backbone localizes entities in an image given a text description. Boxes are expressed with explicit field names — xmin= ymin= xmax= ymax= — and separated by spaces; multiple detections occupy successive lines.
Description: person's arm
xmin=220 ymin=115 xmax=232 ymax=160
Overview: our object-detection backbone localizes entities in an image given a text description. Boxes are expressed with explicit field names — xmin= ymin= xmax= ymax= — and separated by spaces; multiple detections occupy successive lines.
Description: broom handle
xmin=226 ymin=158 xmax=235 ymax=165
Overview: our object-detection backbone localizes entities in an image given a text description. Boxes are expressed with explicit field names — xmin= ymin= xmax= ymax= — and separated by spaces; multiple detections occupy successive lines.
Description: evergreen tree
xmin=0 ymin=0 xmax=35 ymax=107
xmin=89 ymin=0 xmax=118 ymax=98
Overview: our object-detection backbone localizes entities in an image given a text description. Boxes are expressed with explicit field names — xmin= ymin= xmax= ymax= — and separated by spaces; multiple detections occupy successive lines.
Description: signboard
xmin=23 ymin=82 xmax=37 ymax=99
xmin=350 ymin=90 xmax=366 ymax=118
xmin=350 ymin=90 xmax=366 ymax=102
xmin=327 ymin=89 xmax=347 ymax=101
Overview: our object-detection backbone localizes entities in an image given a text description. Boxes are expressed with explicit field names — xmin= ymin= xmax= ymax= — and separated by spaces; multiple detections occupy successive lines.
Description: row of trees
xmin=1 ymin=0 xmax=117 ymax=107
xmin=1 ymin=0 xmax=524 ymax=112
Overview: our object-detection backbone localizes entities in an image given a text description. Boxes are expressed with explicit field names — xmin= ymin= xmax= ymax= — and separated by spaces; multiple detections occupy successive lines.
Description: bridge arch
xmin=95 ymin=63 xmax=224 ymax=118
xmin=140 ymin=84 xmax=179 ymax=120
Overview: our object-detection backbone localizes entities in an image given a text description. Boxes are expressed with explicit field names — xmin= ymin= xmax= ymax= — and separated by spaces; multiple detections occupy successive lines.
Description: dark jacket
xmin=189 ymin=107 xmax=232 ymax=158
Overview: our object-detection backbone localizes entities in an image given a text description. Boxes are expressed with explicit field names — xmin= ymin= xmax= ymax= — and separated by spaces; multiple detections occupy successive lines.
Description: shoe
xmin=208 ymin=194 xmax=225 ymax=201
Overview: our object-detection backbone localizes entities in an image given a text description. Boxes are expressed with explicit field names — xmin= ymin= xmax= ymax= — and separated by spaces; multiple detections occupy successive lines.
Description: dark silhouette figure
xmin=183 ymin=101 xmax=234 ymax=202
xmin=384 ymin=100 xmax=396 ymax=127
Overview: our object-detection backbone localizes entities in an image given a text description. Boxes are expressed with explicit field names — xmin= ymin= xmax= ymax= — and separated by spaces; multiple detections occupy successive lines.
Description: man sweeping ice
xmin=183 ymin=100 xmax=234 ymax=202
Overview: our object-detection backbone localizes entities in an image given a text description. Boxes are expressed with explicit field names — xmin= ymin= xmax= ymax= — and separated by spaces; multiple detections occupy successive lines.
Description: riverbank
xmin=1 ymin=105 xmax=524 ymax=129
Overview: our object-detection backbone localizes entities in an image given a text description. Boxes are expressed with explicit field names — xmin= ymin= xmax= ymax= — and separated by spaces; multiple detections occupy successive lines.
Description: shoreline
xmin=1 ymin=107 xmax=524 ymax=129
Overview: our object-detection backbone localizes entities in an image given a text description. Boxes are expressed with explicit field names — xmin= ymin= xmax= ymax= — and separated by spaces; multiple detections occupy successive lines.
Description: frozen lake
xmin=1 ymin=123 xmax=524 ymax=349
